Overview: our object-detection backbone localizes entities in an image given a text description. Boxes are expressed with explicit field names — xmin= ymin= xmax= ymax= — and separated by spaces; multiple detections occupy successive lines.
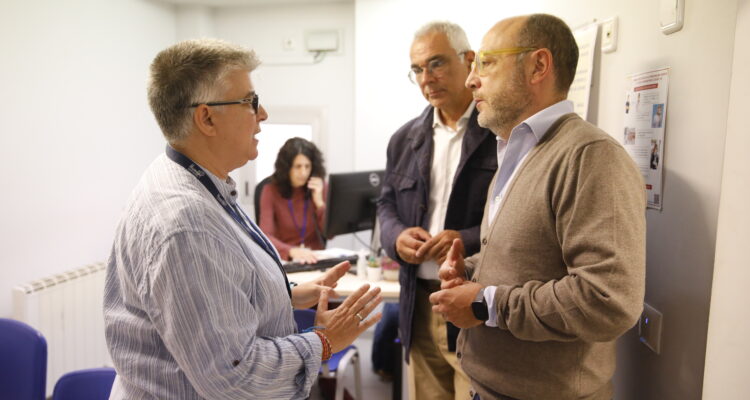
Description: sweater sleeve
xmin=491 ymin=140 xmax=646 ymax=342
xmin=464 ymin=251 xmax=480 ymax=278
xmin=259 ymin=184 xmax=293 ymax=260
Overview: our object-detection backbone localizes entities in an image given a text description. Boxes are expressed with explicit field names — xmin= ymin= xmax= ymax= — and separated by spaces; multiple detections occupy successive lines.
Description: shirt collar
xmin=197 ymin=163 xmax=239 ymax=202
xmin=506 ymin=99 xmax=574 ymax=143
xmin=432 ymin=100 xmax=476 ymax=130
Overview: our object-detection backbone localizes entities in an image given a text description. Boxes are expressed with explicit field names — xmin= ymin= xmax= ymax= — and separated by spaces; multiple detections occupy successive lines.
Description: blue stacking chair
xmin=294 ymin=309 xmax=363 ymax=400
xmin=52 ymin=367 xmax=116 ymax=400
xmin=0 ymin=318 xmax=48 ymax=400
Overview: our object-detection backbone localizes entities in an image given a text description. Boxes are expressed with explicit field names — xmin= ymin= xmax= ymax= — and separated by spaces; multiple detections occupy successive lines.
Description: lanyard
xmin=287 ymin=196 xmax=309 ymax=247
xmin=165 ymin=146 xmax=291 ymax=299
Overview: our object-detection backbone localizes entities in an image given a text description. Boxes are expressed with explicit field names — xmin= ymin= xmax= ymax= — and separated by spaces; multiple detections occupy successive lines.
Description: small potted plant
xmin=380 ymin=256 xmax=400 ymax=281
xmin=366 ymin=255 xmax=381 ymax=281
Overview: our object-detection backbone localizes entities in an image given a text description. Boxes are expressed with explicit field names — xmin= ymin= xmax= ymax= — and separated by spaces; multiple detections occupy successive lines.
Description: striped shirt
xmin=103 ymin=154 xmax=322 ymax=399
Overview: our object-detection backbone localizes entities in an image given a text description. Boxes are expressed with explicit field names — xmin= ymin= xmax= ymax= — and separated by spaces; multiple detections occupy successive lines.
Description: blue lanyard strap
xmin=287 ymin=196 xmax=309 ymax=247
xmin=165 ymin=145 xmax=291 ymax=299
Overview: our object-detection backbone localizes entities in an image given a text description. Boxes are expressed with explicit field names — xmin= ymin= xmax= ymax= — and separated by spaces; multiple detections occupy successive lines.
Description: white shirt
xmin=417 ymin=101 xmax=475 ymax=280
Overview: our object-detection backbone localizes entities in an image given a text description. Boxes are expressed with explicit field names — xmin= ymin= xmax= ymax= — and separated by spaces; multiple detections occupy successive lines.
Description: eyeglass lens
xmin=409 ymin=57 xmax=448 ymax=83
xmin=250 ymin=93 xmax=259 ymax=113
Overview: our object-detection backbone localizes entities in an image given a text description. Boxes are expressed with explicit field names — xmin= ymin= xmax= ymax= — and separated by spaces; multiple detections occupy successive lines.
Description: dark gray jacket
xmin=377 ymin=105 xmax=497 ymax=360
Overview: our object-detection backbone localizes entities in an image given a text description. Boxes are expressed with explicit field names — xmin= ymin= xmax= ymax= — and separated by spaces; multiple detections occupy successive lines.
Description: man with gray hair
xmin=104 ymin=39 xmax=382 ymax=399
xmin=378 ymin=21 xmax=497 ymax=400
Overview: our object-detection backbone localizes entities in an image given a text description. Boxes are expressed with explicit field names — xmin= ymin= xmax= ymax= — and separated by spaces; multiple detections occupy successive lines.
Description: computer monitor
xmin=324 ymin=170 xmax=385 ymax=237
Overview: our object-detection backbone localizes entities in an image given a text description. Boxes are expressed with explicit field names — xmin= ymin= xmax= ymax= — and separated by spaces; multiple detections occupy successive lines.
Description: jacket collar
xmin=405 ymin=104 xmax=493 ymax=184
xmin=407 ymin=105 xmax=435 ymax=152
xmin=453 ymin=106 xmax=492 ymax=184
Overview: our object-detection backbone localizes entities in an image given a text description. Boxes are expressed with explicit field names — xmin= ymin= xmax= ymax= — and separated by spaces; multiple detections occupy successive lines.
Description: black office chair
xmin=254 ymin=176 xmax=273 ymax=224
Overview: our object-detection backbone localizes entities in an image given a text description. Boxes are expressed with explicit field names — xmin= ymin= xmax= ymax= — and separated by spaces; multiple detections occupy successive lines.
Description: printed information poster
xmin=569 ymin=22 xmax=597 ymax=121
xmin=623 ymin=68 xmax=669 ymax=210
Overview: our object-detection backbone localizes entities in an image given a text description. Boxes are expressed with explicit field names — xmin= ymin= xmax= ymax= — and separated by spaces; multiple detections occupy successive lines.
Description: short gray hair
xmin=414 ymin=21 xmax=471 ymax=55
xmin=147 ymin=39 xmax=260 ymax=143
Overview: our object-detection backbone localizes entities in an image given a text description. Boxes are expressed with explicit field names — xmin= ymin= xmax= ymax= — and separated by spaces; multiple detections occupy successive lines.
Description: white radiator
xmin=12 ymin=262 xmax=112 ymax=396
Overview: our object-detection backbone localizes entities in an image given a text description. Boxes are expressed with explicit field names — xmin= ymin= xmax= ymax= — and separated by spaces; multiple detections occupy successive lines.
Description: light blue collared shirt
xmin=104 ymin=154 xmax=322 ymax=399
xmin=484 ymin=100 xmax=574 ymax=328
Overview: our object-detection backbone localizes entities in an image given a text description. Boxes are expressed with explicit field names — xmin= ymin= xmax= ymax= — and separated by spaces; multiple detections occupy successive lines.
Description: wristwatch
xmin=471 ymin=288 xmax=489 ymax=321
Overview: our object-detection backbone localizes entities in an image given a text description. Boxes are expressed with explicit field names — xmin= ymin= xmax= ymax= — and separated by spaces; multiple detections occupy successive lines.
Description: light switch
xmin=659 ymin=0 xmax=685 ymax=34
xmin=601 ymin=17 xmax=618 ymax=53
xmin=639 ymin=302 xmax=663 ymax=354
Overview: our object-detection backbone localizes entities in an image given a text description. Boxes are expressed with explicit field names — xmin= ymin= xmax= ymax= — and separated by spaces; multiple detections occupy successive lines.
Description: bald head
xmin=517 ymin=14 xmax=578 ymax=93
xmin=482 ymin=14 xmax=578 ymax=94
xmin=490 ymin=16 xmax=527 ymax=40
xmin=479 ymin=16 xmax=528 ymax=60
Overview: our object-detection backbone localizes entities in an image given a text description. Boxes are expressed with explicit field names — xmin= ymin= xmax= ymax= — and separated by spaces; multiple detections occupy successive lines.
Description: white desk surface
xmin=287 ymin=270 xmax=400 ymax=299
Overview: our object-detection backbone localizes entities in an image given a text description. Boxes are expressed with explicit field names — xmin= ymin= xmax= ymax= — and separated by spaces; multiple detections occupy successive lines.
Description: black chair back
xmin=254 ymin=176 xmax=273 ymax=224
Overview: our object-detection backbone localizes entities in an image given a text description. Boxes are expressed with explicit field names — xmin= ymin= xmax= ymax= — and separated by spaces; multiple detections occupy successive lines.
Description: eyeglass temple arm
xmin=189 ymin=100 xmax=244 ymax=108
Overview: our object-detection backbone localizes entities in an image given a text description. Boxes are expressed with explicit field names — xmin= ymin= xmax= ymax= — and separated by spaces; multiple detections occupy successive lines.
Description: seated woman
xmin=260 ymin=137 xmax=328 ymax=263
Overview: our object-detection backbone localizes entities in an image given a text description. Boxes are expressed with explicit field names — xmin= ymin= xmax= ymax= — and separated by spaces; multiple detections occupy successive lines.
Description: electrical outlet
xmin=639 ymin=302 xmax=663 ymax=354
xmin=601 ymin=17 xmax=618 ymax=53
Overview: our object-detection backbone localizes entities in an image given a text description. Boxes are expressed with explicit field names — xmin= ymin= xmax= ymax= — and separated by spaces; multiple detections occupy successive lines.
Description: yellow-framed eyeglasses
xmin=471 ymin=47 xmax=538 ymax=76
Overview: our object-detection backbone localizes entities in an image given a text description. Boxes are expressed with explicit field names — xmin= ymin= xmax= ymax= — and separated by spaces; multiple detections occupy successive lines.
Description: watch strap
xmin=471 ymin=287 xmax=489 ymax=321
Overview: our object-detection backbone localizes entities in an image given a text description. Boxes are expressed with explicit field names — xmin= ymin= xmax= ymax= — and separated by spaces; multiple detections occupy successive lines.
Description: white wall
xmin=0 ymin=0 xmax=176 ymax=318
xmin=210 ymin=2 xmax=359 ymax=248
xmin=355 ymin=0 xmax=739 ymax=398
xmin=176 ymin=4 xmax=216 ymax=38
xmin=212 ymin=2 xmax=355 ymax=176
xmin=703 ymin=0 xmax=750 ymax=398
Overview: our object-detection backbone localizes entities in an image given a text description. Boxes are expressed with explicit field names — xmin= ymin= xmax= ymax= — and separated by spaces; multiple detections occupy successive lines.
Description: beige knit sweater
xmin=459 ymin=114 xmax=646 ymax=400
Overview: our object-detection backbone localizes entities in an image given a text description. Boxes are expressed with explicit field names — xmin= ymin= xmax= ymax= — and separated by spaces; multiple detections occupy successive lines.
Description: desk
xmin=287 ymin=270 xmax=400 ymax=299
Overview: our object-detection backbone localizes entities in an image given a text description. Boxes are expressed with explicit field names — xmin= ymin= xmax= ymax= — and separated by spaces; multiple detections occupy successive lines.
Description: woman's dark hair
xmin=272 ymin=137 xmax=326 ymax=199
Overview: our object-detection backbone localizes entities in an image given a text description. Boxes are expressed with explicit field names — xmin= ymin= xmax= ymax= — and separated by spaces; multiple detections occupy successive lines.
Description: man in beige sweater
xmin=429 ymin=14 xmax=646 ymax=400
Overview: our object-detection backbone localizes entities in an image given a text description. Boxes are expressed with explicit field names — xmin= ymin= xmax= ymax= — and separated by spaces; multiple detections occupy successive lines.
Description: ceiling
xmin=156 ymin=0 xmax=352 ymax=6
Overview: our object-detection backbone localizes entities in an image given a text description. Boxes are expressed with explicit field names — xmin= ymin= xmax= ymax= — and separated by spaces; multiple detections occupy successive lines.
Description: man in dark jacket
xmin=377 ymin=21 xmax=497 ymax=400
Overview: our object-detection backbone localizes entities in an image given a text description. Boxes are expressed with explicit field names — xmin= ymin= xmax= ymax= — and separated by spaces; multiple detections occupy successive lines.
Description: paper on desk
xmin=312 ymin=247 xmax=357 ymax=260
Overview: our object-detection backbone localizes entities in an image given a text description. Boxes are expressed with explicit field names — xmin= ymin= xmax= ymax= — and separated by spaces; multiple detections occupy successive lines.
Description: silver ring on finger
xmin=355 ymin=312 xmax=364 ymax=322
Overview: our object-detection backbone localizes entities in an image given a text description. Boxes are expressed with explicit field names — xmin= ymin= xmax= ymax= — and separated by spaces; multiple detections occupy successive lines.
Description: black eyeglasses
xmin=189 ymin=92 xmax=260 ymax=114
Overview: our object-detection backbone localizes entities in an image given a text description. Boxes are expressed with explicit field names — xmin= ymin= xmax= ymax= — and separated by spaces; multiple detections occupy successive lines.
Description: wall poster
xmin=570 ymin=22 xmax=598 ymax=121
xmin=623 ymin=67 xmax=669 ymax=210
